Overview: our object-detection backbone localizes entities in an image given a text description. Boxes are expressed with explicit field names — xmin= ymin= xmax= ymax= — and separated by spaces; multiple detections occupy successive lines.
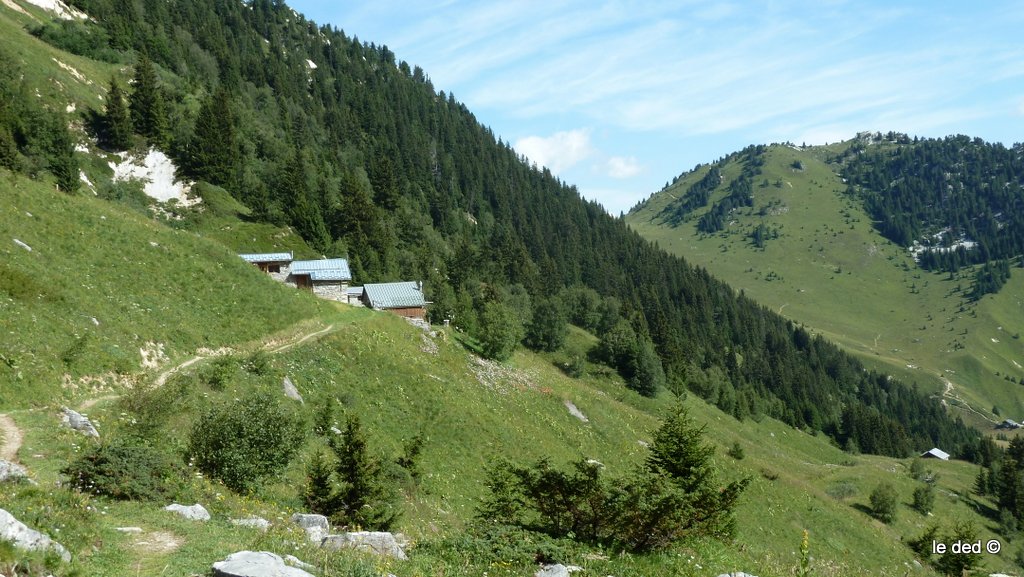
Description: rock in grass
xmin=282 ymin=376 xmax=303 ymax=403
xmin=0 ymin=508 xmax=71 ymax=562
xmin=164 ymin=503 xmax=210 ymax=521
xmin=290 ymin=513 xmax=328 ymax=543
xmin=230 ymin=516 xmax=270 ymax=531
xmin=0 ymin=460 xmax=34 ymax=484
xmin=535 ymin=565 xmax=571 ymax=577
xmin=212 ymin=551 xmax=314 ymax=577
xmin=321 ymin=531 xmax=407 ymax=560
xmin=716 ymin=573 xmax=758 ymax=577
xmin=283 ymin=555 xmax=314 ymax=571
xmin=60 ymin=407 xmax=99 ymax=438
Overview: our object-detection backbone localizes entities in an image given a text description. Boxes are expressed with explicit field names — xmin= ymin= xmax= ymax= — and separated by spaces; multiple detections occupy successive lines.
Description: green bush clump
xmin=201 ymin=355 xmax=239 ymax=391
xmin=912 ymin=483 xmax=935 ymax=515
xmin=187 ymin=391 xmax=306 ymax=493
xmin=62 ymin=438 xmax=180 ymax=501
xmin=869 ymin=481 xmax=898 ymax=523
xmin=416 ymin=522 xmax=576 ymax=569
xmin=478 ymin=403 xmax=748 ymax=552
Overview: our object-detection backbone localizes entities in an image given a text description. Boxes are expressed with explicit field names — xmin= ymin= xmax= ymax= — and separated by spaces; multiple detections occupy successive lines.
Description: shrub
xmin=201 ymin=355 xmax=238 ymax=391
xmin=241 ymin=350 xmax=271 ymax=376
xmin=187 ymin=392 xmax=306 ymax=493
xmin=727 ymin=441 xmax=745 ymax=460
xmin=478 ymin=403 xmax=748 ymax=552
xmin=869 ymin=481 xmax=898 ymax=523
xmin=416 ymin=522 xmax=575 ymax=569
xmin=62 ymin=438 xmax=180 ymax=501
xmin=477 ymin=301 xmax=524 ymax=361
xmin=912 ymin=483 xmax=934 ymax=514
xmin=563 ymin=354 xmax=585 ymax=378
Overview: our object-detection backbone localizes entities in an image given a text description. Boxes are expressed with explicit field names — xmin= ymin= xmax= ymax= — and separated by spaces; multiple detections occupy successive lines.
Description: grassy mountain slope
xmin=0 ymin=3 xmax=1014 ymax=576
xmin=4 ymin=302 xmax=1017 ymax=577
xmin=628 ymin=142 xmax=1024 ymax=430
xmin=0 ymin=159 xmax=328 ymax=406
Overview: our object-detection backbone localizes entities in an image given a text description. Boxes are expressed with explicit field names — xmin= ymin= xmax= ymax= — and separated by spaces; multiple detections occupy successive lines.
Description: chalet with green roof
xmin=288 ymin=258 xmax=352 ymax=301
xmin=361 ymin=281 xmax=428 ymax=320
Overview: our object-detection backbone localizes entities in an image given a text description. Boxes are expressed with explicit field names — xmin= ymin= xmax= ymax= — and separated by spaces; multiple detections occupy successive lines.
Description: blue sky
xmin=288 ymin=1 xmax=1024 ymax=215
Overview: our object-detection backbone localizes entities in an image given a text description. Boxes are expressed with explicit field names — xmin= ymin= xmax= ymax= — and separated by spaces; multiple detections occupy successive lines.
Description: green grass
xmin=5 ymin=305 xmax=1021 ymax=576
xmin=628 ymin=143 xmax=1024 ymax=429
xmin=0 ymin=171 xmax=327 ymax=407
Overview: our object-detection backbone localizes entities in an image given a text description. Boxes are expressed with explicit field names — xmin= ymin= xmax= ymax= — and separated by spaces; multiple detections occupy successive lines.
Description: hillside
xmin=627 ymin=137 xmax=1024 ymax=430
xmin=0 ymin=1 xmax=1017 ymax=576
xmin=0 ymin=254 xmax=1016 ymax=576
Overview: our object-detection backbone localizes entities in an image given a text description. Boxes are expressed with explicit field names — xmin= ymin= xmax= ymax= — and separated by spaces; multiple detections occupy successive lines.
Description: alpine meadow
xmin=0 ymin=1 xmax=1022 ymax=576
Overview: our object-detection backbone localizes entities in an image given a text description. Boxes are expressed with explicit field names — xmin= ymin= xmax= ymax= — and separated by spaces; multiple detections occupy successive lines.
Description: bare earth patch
xmin=468 ymin=356 xmax=541 ymax=394
xmin=133 ymin=530 xmax=183 ymax=554
xmin=0 ymin=414 xmax=24 ymax=462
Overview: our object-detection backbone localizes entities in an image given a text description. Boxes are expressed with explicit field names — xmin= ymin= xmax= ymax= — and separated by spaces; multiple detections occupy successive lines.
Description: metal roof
xmin=921 ymin=448 xmax=949 ymax=460
xmin=362 ymin=281 xmax=425 ymax=309
xmin=290 ymin=258 xmax=351 ymax=282
xmin=239 ymin=252 xmax=292 ymax=263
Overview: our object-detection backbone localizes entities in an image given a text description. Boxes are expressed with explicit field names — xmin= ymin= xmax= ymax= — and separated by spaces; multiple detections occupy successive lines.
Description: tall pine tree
xmin=187 ymin=86 xmax=237 ymax=187
xmin=103 ymin=77 xmax=132 ymax=151
xmin=128 ymin=53 xmax=167 ymax=146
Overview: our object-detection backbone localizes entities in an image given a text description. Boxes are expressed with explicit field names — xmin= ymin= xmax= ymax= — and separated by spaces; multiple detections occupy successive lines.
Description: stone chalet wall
xmin=270 ymin=264 xmax=291 ymax=283
xmin=312 ymin=281 xmax=348 ymax=302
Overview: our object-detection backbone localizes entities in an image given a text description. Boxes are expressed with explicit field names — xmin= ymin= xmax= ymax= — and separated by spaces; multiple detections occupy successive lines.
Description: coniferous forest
xmin=3 ymin=0 xmax=982 ymax=458
xmin=841 ymin=134 xmax=1024 ymax=272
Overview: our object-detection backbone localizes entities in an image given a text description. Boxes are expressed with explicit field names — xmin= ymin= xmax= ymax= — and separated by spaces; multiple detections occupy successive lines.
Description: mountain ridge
xmin=628 ymin=135 xmax=1024 ymax=431
xmin=0 ymin=1 xmax=1018 ymax=575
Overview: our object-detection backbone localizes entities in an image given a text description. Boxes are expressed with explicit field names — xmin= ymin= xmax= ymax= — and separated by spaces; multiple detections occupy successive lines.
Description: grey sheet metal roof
xmin=239 ymin=252 xmax=293 ymax=263
xmin=291 ymin=258 xmax=351 ymax=282
xmin=362 ymin=281 xmax=425 ymax=309
xmin=921 ymin=447 xmax=949 ymax=460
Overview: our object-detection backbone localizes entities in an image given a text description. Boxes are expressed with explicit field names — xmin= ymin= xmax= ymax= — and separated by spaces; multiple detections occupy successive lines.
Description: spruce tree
xmin=47 ymin=114 xmax=78 ymax=194
xmin=103 ymin=77 xmax=132 ymax=150
xmin=188 ymin=86 xmax=237 ymax=187
xmin=128 ymin=53 xmax=168 ymax=146
xmin=329 ymin=414 xmax=400 ymax=530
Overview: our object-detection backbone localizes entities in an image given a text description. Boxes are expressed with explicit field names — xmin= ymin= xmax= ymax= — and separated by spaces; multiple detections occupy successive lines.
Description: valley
xmin=0 ymin=0 xmax=1021 ymax=576
xmin=628 ymin=140 xmax=1024 ymax=432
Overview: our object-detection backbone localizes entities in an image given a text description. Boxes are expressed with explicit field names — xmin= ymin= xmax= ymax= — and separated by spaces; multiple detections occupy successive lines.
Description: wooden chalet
xmin=361 ymin=281 xmax=428 ymax=320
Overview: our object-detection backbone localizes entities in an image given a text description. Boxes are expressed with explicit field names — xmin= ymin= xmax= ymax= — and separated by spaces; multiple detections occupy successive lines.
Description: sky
xmin=288 ymin=1 xmax=1024 ymax=215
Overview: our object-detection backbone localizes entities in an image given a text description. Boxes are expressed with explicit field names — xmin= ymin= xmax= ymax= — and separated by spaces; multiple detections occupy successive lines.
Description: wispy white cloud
xmin=605 ymin=156 xmax=642 ymax=179
xmin=514 ymin=129 xmax=594 ymax=174
xmin=292 ymin=0 xmax=1024 ymax=213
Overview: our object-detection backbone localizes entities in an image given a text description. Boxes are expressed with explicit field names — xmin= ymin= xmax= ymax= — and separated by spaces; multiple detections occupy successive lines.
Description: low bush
xmin=187 ymin=391 xmax=306 ymax=493
xmin=869 ymin=481 xmax=898 ymax=523
xmin=62 ymin=438 xmax=180 ymax=501
xmin=478 ymin=403 xmax=748 ymax=552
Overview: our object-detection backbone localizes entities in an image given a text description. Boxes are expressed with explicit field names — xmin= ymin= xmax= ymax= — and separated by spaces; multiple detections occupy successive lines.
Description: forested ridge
xmin=2 ymin=0 xmax=979 ymax=457
xmin=840 ymin=134 xmax=1024 ymax=273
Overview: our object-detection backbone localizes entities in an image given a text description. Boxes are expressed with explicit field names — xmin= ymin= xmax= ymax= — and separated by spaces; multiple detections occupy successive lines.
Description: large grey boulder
xmin=290 ymin=513 xmax=328 ymax=543
xmin=0 ymin=508 xmax=71 ymax=562
xmin=60 ymin=407 xmax=99 ymax=438
xmin=282 ymin=376 xmax=303 ymax=403
xmin=212 ymin=551 xmax=314 ymax=577
xmin=0 ymin=460 xmax=33 ymax=484
xmin=164 ymin=503 xmax=210 ymax=521
xmin=321 ymin=531 xmax=407 ymax=560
